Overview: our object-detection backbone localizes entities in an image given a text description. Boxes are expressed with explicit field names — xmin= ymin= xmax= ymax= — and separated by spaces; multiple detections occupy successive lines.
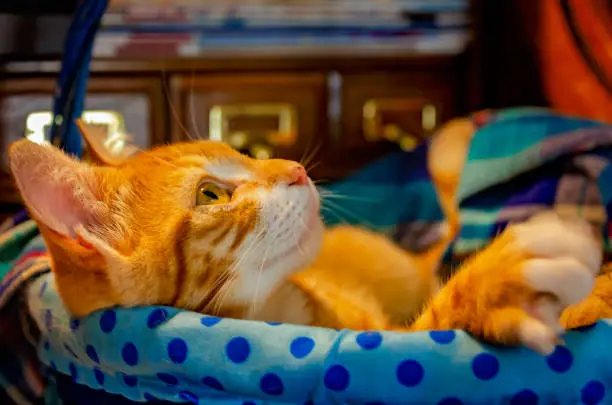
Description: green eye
xmin=196 ymin=182 xmax=231 ymax=205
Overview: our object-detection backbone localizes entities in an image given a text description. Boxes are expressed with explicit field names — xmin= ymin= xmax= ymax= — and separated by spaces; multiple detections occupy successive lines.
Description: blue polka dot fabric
xmin=26 ymin=273 xmax=612 ymax=405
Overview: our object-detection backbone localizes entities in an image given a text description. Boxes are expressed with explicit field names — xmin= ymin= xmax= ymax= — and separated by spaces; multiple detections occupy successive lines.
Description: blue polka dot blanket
xmin=20 ymin=269 xmax=612 ymax=405
xmin=5 ymin=107 xmax=612 ymax=405
xmin=11 ymin=264 xmax=612 ymax=405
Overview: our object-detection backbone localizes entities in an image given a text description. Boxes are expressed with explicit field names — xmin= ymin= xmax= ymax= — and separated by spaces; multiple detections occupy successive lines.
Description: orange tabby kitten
xmin=6 ymin=123 xmax=607 ymax=356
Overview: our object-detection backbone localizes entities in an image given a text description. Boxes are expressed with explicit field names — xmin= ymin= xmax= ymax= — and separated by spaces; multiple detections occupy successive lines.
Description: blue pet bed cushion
xmin=21 ymin=271 xmax=612 ymax=405
xmin=5 ymin=108 xmax=612 ymax=405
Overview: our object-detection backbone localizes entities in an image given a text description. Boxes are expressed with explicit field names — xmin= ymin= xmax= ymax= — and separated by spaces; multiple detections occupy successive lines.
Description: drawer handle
xmin=209 ymin=103 xmax=298 ymax=159
xmin=363 ymin=99 xmax=438 ymax=151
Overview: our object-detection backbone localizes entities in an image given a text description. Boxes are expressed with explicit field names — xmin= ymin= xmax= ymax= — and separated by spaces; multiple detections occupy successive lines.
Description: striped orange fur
xmin=7 ymin=122 xmax=612 ymax=354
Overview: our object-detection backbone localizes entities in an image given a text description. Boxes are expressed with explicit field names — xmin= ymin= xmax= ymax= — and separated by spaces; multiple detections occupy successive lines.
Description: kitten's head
xmin=8 ymin=127 xmax=323 ymax=318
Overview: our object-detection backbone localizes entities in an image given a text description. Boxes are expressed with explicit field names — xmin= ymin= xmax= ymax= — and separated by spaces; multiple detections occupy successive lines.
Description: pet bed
xmin=4 ymin=108 xmax=612 ymax=405
xmin=1 ymin=227 xmax=611 ymax=405
xmin=25 ymin=268 xmax=612 ymax=405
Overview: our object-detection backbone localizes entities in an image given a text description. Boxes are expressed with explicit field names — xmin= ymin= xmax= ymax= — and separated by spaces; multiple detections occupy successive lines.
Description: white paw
xmin=511 ymin=211 xmax=601 ymax=354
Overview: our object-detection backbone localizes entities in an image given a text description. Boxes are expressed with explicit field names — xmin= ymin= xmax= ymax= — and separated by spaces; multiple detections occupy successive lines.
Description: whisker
xmin=320 ymin=205 xmax=351 ymax=227
xmin=202 ymin=266 xmax=231 ymax=295
xmin=304 ymin=159 xmax=322 ymax=174
xmin=299 ymin=138 xmax=319 ymax=168
xmin=230 ymin=226 xmax=267 ymax=273
xmin=138 ymin=150 xmax=181 ymax=169
xmin=189 ymin=68 xmax=203 ymax=140
xmin=207 ymin=269 xmax=236 ymax=315
xmin=161 ymin=67 xmax=194 ymax=141
xmin=299 ymin=129 xmax=324 ymax=168
xmin=319 ymin=192 xmax=381 ymax=204
xmin=251 ymin=244 xmax=270 ymax=315
xmin=322 ymin=199 xmax=375 ymax=228
xmin=295 ymin=218 xmax=309 ymax=257
xmin=207 ymin=266 xmax=234 ymax=292
xmin=301 ymin=140 xmax=323 ymax=172
xmin=210 ymin=278 xmax=234 ymax=316
xmin=209 ymin=225 xmax=268 ymax=315
xmin=202 ymin=226 xmax=268 ymax=314
xmin=245 ymin=227 xmax=269 ymax=314
xmin=109 ymin=141 xmax=181 ymax=169
xmin=298 ymin=131 xmax=316 ymax=167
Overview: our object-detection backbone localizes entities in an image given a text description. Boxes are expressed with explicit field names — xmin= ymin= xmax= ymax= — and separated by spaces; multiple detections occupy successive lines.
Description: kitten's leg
xmin=407 ymin=211 xmax=601 ymax=355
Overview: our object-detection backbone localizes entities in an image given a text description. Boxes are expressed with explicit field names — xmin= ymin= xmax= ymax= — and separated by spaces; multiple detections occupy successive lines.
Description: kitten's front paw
xmin=458 ymin=211 xmax=601 ymax=355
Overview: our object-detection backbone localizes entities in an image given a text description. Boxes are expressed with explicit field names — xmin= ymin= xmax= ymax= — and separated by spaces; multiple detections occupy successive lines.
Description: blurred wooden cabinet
xmin=0 ymin=76 xmax=165 ymax=210
xmin=0 ymin=77 xmax=165 ymax=153
xmin=0 ymin=54 xmax=467 ymax=216
xmin=170 ymin=73 xmax=328 ymax=163
xmin=342 ymin=71 xmax=457 ymax=151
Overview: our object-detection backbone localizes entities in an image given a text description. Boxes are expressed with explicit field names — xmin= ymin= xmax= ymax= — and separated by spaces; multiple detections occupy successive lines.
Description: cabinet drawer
xmin=170 ymin=73 xmax=328 ymax=162
xmin=0 ymin=77 xmax=165 ymax=205
xmin=341 ymin=71 xmax=457 ymax=152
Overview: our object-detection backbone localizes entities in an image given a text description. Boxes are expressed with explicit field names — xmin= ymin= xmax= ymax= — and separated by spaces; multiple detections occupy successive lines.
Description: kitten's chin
xmin=266 ymin=215 xmax=323 ymax=270
xmin=229 ymin=215 xmax=324 ymax=313
xmin=287 ymin=215 xmax=324 ymax=269
xmin=242 ymin=218 xmax=323 ymax=322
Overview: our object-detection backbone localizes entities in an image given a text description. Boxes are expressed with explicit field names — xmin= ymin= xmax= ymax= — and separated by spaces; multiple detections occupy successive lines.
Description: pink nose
xmin=288 ymin=165 xmax=309 ymax=186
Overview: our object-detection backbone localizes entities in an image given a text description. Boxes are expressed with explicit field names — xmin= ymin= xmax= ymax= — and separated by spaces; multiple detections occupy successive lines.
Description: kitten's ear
xmin=8 ymin=139 xmax=109 ymax=239
xmin=76 ymin=119 xmax=138 ymax=166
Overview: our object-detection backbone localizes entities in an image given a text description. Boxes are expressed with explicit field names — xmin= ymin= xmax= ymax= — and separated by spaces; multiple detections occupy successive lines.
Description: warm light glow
xmin=25 ymin=111 xmax=127 ymax=151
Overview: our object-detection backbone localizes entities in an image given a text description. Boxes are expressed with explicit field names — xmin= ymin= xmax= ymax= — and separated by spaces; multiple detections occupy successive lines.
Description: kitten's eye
xmin=195 ymin=182 xmax=231 ymax=205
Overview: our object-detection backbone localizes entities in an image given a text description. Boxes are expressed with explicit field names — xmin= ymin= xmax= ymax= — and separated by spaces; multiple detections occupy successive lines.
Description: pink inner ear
xmin=9 ymin=141 xmax=100 ymax=238
xmin=25 ymin=173 xmax=94 ymax=237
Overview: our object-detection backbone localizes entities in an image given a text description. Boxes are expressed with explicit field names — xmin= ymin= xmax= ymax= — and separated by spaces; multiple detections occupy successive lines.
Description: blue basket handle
xmin=49 ymin=0 xmax=109 ymax=158
xmin=14 ymin=0 xmax=108 ymax=223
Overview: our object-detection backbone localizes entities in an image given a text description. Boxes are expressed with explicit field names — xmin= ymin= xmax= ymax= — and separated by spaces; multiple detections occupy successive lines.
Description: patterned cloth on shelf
xmin=324 ymin=107 xmax=612 ymax=263
xmin=3 ymin=107 xmax=612 ymax=405
xmin=0 ymin=222 xmax=49 ymax=405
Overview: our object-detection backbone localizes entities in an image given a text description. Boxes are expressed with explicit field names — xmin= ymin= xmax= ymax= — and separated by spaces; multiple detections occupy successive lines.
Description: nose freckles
xmin=288 ymin=164 xmax=309 ymax=186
